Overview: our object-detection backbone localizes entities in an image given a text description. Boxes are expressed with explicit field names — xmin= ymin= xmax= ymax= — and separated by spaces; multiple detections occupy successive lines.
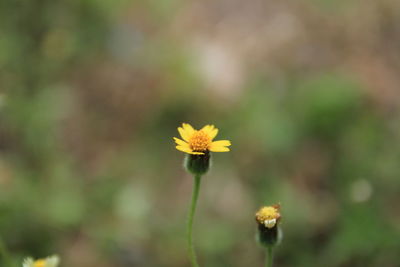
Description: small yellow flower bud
xmin=255 ymin=204 xmax=282 ymax=248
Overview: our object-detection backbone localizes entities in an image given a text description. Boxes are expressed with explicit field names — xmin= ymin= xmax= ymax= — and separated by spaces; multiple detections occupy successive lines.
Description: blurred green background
xmin=1 ymin=0 xmax=400 ymax=266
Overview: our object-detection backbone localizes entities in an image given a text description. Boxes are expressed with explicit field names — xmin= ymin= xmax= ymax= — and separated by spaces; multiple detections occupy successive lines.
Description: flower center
xmin=255 ymin=206 xmax=280 ymax=228
xmin=34 ymin=260 xmax=46 ymax=267
xmin=189 ymin=130 xmax=211 ymax=152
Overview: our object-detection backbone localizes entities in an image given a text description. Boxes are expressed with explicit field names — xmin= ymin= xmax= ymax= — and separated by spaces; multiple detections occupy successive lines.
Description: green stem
xmin=187 ymin=174 xmax=202 ymax=267
xmin=265 ymin=247 xmax=273 ymax=267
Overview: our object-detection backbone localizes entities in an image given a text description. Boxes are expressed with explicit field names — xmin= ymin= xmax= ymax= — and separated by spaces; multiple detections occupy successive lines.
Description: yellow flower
xmin=174 ymin=123 xmax=231 ymax=155
xmin=23 ymin=255 xmax=60 ymax=267
xmin=255 ymin=204 xmax=281 ymax=229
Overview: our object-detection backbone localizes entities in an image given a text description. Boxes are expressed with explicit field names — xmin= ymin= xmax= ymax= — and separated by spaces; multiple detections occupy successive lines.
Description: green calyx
xmin=256 ymin=223 xmax=282 ymax=248
xmin=184 ymin=152 xmax=211 ymax=176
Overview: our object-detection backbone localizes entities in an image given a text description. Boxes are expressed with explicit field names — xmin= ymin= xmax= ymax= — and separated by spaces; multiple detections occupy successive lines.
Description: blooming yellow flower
xmin=23 ymin=255 xmax=60 ymax=267
xmin=255 ymin=205 xmax=281 ymax=229
xmin=174 ymin=123 xmax=231 ymax=155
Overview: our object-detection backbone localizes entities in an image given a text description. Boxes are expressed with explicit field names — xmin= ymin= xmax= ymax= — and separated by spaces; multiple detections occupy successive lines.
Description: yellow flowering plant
xmin=174 ymin=123 xmax=231 ymax=267
xmin=255 ymin=205 xmax=283 ymax=267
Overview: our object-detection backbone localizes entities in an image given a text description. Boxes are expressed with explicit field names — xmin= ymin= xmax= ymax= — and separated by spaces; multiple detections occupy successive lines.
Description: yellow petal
xmin=201 ymin=125 xmax=218 ymax=140
xmin=182 ymin=123 xmax=195 ymax=136
xmin=173 ymin=137 xmax=188 ymax=147
xmin=209 ymin=140 xmax=231 ymax=152
xmin=189 ymin=151 xmax=205 ymax=155
xmin=178 ymin=127 xmax=190 ymax=142
xmin=209 ymin=128 xmax=218 ymax=140
xmin=176 ymin=145 xmax=193 ymax=153
xmin=210 ymin=140 xmax=231 ymax=147
xmin=209 ymin=146 xmax=230 ymax=152
xmin=200 ymin=124 xmax=213 ymax=133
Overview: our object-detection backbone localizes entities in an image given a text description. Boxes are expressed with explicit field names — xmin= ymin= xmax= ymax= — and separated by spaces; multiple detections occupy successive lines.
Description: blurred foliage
xmin=1 ymin=0 xmax=400 ymax=266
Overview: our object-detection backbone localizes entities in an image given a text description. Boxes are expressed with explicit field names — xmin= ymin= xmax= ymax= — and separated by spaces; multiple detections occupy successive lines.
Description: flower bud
xmin=255 ymin=204 xmax=282 ymax=248
xmin=184 ymin=152 xmax=211 ymax=176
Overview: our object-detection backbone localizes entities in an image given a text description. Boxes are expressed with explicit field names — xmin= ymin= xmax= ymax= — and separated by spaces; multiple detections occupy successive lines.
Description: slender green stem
xmin=187 ymin=174 xmax=202 ymax=267
xmin=265 ymin=247 xmax=273 ymax=267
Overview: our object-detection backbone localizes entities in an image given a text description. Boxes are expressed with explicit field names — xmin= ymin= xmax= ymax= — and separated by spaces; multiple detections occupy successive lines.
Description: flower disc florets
xmin=255 ymin=205 xmax=281 ymax=229
xmin=189 ymin=130 xmax=211 ymax=152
